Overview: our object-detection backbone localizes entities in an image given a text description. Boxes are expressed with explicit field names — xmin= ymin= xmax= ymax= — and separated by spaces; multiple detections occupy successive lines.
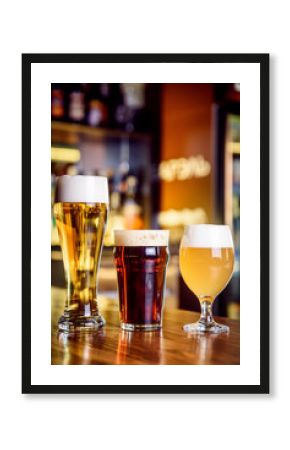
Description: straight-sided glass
xmin=54 ymin=175 xmax=108 ymax=332
xmin=113 ymin=230 xmax=169 ymax=331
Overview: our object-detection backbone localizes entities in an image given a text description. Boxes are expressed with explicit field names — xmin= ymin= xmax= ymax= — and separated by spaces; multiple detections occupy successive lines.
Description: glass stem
xmin=199 ymin=298 xmax=215 ymax=326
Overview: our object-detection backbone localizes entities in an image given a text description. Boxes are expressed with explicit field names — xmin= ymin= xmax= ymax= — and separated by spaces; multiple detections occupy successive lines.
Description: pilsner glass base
xmin=121 ymin=322 xmax=161 ymax=331
xmin=58 ymin=314 xmax=106 ymax=332
xmin=183 ymin=321 xmax=229 ymax=334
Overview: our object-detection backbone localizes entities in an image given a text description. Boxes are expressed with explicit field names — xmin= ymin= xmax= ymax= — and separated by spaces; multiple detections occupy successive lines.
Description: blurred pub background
xmin=51 ymin=83 xmax=240 ymax=319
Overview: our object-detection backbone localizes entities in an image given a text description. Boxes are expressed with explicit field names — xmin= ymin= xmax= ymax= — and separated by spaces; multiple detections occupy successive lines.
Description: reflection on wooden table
xmin=51 ymin=287 xmax=240 ymax=365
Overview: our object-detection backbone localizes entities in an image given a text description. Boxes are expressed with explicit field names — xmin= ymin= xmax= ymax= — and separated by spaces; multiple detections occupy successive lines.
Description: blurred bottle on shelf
xmin=122 ymin=176 xmax=144 ymax=230
xmin=114 ymin=83 xmax=147 ymax=132
xmin=51 ymin=84 xmax=65 ymax=121
xmin=86 ymin=84 xmax=109 ymax=127
xmin=99 ymin=83 xmax=112 ymax=125
xmin=67 ymin=84 xmax=86 ymax=123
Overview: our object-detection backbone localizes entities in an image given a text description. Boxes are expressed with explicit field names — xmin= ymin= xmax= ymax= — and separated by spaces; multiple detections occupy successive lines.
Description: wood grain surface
xmin=51 ymin=287 xmax=240 ymax=365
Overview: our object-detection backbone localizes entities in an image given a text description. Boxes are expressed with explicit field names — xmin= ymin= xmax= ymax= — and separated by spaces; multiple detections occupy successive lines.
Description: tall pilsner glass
xmin=179 ymin=224 xmax=234 ymax=333
xmin=54 ymin=175 xmax=108 ymax=332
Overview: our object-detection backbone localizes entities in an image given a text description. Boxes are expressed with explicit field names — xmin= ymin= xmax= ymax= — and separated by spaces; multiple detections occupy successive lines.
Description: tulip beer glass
xmin=179 ymin=224 xmax=234 ymax=333
xmin=54 ymin=175 xmax=108 ymax=332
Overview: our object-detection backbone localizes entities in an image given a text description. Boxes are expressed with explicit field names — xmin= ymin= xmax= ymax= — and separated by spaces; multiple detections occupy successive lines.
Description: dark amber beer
xmin=54 ymin=175 xmax=108 ymax=332
xmin=113 ymin=230 xmax=169 ymax=331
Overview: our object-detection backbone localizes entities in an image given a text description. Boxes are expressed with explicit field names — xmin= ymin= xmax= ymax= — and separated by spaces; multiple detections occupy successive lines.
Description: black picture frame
xmin=22 ymin=53 xmax=269 ymax=394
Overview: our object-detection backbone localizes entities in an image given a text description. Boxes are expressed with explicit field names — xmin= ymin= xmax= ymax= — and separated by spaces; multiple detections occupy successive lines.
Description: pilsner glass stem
xmin=199 ymin=298 xmax=215 ymax=326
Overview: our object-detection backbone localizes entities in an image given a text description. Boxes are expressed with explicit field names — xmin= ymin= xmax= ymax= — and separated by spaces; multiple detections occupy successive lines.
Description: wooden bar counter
xmin=51 ymin=288 xmax=240 ymax=365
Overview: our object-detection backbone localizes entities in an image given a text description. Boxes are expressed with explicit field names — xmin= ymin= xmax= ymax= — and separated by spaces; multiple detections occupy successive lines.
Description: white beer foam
xmin=182 ymin=224 xmax=233 ymax=248
xmin=55 ymin=175 xmax=109 ymax=203
xmin=114 ymin=230 xmax=169 ymax=247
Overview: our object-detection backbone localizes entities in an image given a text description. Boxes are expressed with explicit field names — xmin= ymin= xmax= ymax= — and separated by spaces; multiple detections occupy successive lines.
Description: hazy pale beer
xmin=54 ymin=175 xmax=108 ymax=332
xmin=179 ymin=224 xmax=234 ymax=333
xmin=113 ymin=230 xmax=169 ymax=331
xmin=180 ymin=248 xmax=234 ymax=300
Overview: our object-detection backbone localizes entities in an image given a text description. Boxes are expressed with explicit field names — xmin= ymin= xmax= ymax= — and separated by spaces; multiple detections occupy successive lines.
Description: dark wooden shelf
xmin=51 ymin=121 xmax=151 ymax=146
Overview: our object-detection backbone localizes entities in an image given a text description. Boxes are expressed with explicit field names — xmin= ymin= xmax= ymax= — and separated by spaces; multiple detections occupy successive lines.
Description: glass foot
xmin=183 ymin=321 xmax=229 ymax=334
xmin=58 ymin=314 xmax=106 ymax=332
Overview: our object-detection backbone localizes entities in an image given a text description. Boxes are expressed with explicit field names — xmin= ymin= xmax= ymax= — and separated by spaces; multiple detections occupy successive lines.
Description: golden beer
xmin=179 ymin=224 xmax=234 ymax=333
xmin=179 ymin=247 xmax=234 ymax=300
xmin=54 ymin=175 xmax=108 ymax=332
